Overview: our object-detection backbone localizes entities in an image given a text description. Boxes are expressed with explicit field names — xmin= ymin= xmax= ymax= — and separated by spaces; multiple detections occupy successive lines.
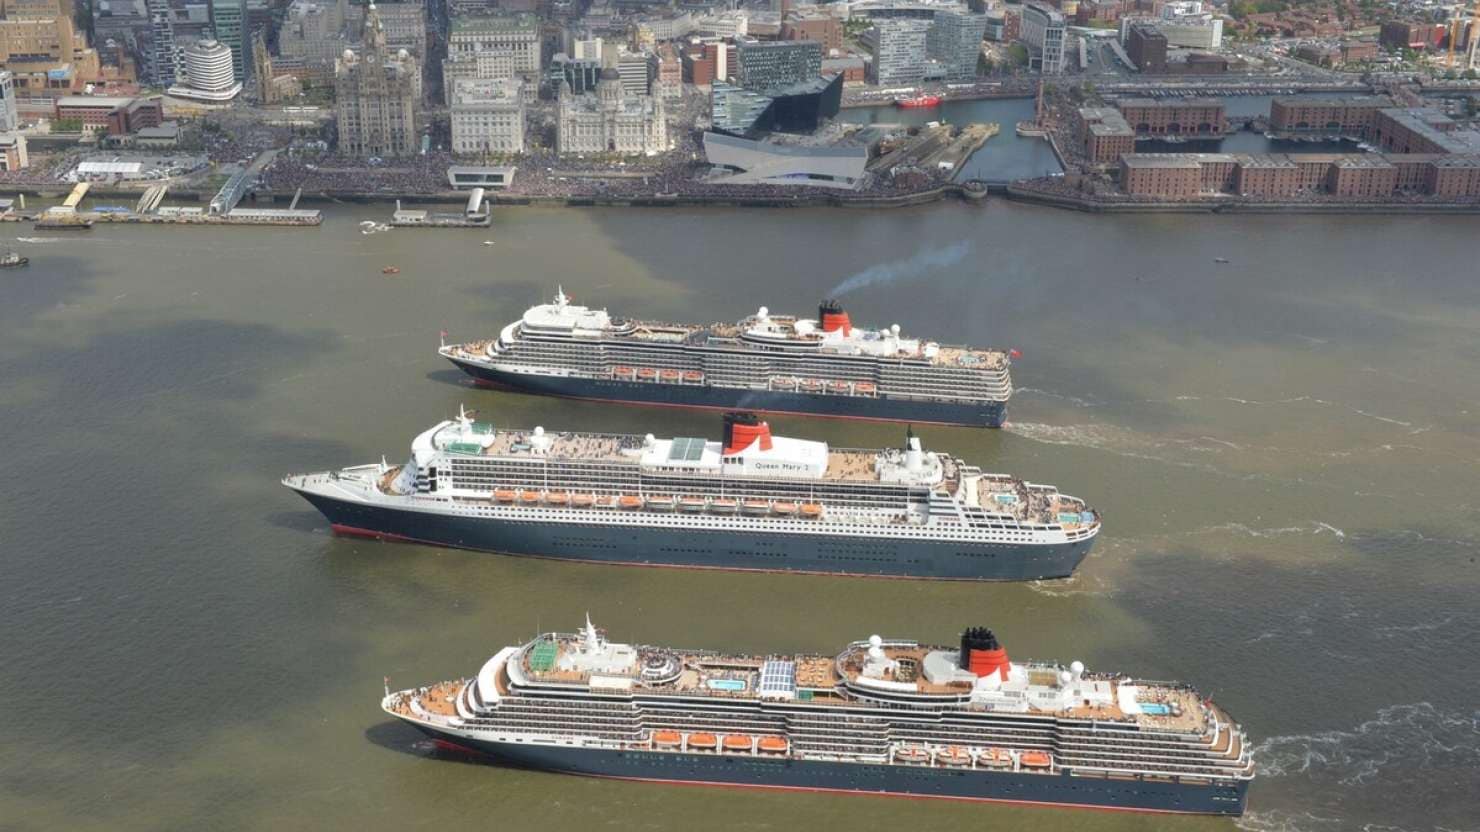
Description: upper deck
xmin=505 ymin=621 xmax=1206 ymax=734
xmin=492 ymin=291 xmax=1009 ymax=371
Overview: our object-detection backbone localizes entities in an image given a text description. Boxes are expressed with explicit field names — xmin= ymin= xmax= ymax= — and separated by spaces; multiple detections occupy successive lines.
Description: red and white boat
xmin=894 ymin=94 xmax=943 ymax=109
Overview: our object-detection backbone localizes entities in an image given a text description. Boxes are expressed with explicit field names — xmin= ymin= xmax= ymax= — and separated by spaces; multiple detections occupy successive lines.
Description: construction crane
xmin=1446 ymin=0 xmax=1480 ymax=69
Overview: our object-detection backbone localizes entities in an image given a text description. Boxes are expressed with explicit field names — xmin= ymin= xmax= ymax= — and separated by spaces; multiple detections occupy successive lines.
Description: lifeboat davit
xmin=758 ymin=736 xmax=787 ymax=754
xmin=688 ymin=733 xmax=718 ymax=750
xmin=653 ymin=731 xmax=682 ymax=748
xmin=618 ymin=495 xmax=643 ymax=510
xmin=493 ymin=489 xmax=516 ymax=503
xmin=723 ymin=734 xmax=753 ymax=751
xmin=1020 ymin=751 xmax=1052 ymax=769
xmin=571 ymin=494 xmax=594 ymax=508
xmin=800 ymin=503 xmax=822 ymax=518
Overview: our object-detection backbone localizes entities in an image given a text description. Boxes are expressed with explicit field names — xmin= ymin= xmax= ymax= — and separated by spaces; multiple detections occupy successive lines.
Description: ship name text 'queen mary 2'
xmin=439 ymin=289 xmax=1015 ymax=428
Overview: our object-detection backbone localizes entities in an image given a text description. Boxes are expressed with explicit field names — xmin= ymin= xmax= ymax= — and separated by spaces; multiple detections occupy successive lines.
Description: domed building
xmin=334 ymin=4 xmax=421 ymax=157
xmin=556 ymin=67 xmax=667 ymax=156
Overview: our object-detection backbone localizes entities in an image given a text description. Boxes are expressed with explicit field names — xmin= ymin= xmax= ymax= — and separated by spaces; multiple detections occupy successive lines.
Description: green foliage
xmin=51 ymin=117 xmax=84 ymax=133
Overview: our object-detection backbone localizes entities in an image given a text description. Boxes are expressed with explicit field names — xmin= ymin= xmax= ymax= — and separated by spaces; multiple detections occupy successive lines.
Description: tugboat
xmin=1 ymin=250 xmax=29 ymax=268
xmin=895 ymin=94 xmax=943 ymax=109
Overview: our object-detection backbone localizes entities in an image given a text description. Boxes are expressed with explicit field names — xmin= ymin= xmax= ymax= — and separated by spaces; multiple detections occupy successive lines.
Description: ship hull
xmin=446 ymin=359 xmax=1007 ymax=428
xmin=291 ymin=490 xmax=1091 ymax=580
xmin=410 ymin=727 xmax=1248 ymax=815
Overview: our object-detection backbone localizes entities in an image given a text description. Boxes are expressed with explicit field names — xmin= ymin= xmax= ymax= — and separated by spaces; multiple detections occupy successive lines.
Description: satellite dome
xmin=868 ymin=634 xmax=883 ymax=648
xmin=533 ymin=426 xmax=545 ymax=436
xmin=343 ymin=48 xmax=354 ymax=60
xmin=398 ymin=48 xmax=409 ymax=59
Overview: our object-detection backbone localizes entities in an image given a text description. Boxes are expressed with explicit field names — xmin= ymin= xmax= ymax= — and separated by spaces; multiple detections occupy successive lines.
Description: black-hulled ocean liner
xmin=440 ymin=290 xmax=1014 ymax=428
xmin=384 ymin=620 xmax=1252 ymax=814
xmin=284 ymin=410 xmax=1098 ymax=580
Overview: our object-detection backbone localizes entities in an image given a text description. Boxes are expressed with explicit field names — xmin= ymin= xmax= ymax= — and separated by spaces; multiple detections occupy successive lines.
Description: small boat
xmin=613 ymin=366 xmax=635 ymax=379
xmin=493 ymin=489 xmax=516 ymax=503
xmin=682 ymin=370 xmax=703 ymax=383
xmin=1020 ymin=750 xmax=1053 ymax=769
xmin=659 ymin=369 xmax=680 ymax=382
xmin=571 ymin=494 xmax=594 ymax=508
xmin=855 ymin=382 xmax=876 ymax=394
xmin=772 ymin=502 xmax=798 ymax=516
xmin=980 ymin=747 xmax=1013 ymax=768
xmin=800 ymin=379 xmax=822 ymax=392
xmin=679 ymin=497 xmax=707 ymax=512
xmin=758 ymin=736 xmax=787 ymax=754
xmin=382 ymin=266 xmax=400 ymax=275
xmin=774 ymin=377 xmax=797 ymax=390
xmin=636 ymin=368 xmax=657 ymax=380
xmin=592 ymin=495 xmax=615 ymax=508
xmin=828 ymin=381 xmax=850 ymax=393
xmin=645 ymin=496 xmax=677 ymax=511
xmin=545 ymin=492 xmax=570 ymax=506
xmin=687 ymin=733 xmax=718 ymax=749
xmin=1214 ymin=257 xmax=1230 ymax=264
xmin=482 ymin=240 xmax=495 ymax=246
xmin=359 ymin=220 xmax=377 ymax=229
xmin=741 ymin=500 xmax=770 ymax=515
xmin=723 ymin=734 xmax=752 ymax=751
xmin=896 ymin=745 xmax=930 ymax=764
xmin=896 ymin=94 xmax=943 ymax=109
xmin=940 ymin=746 xmax=972 ymax=766
xmin=800 ymin=503 xmax=822 ymax=518
xmin=618 ymin=495 xmax=643 ymax=510
xmin=653 ymin=731 xmax=682 ymax=748
xmin=710 ymin=498 xmax=738 ymax=514
xmin=0 ymin=251 xmax=29 ymax=268
xmin=518 ymin=491 xmax=540 ymax=504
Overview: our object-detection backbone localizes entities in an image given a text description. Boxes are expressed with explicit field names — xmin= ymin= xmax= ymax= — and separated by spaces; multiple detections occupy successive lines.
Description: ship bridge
xmin=519 ymin=288 xmax=612 ymax=335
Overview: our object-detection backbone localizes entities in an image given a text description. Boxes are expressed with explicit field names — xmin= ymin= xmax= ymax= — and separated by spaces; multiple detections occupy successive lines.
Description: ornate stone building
xmin=556 ymin=68 xmax=667 ymax=155
xmin=334 ymin=4 xmax=420 ymax=157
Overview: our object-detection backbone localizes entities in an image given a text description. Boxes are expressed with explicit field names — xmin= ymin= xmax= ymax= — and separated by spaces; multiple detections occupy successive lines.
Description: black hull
xmin=414 ymin=727 xmax=1248 ymax=816
xmin=447 ymin=360 xmax=1007 ymax=428
xmin=293 ymin=492 xmax=1092 ymax=580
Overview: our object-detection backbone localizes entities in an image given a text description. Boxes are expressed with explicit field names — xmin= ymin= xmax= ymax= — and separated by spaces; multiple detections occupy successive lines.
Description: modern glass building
xmin=209 ymin=0 xmax=249 ymax=81
xmin=734 ymin=39 xmax=822 ymax=92
xmin=926 ymin=10 xmax=987 ymax=82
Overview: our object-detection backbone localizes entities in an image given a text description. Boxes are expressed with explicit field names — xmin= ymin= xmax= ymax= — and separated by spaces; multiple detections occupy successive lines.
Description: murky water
xmin=2 ymin=202 xmax=1477 ymax=831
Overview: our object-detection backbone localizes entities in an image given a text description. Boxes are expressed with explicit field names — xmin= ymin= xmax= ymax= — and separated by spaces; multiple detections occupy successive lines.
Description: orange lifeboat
xmin=710 ymin=498 xmax=738 ymax=513
xmin=613 ymin=366 xmax=635 ymax=379
xmin=828 ymin=381 xmax=850 ymax=393
xmin=618 ymin=495 xmax=643 ymax=510
xmin=653 ymin=731 xmax=682 ymax=748
xmin=683 ymin=370 xmax=703 ymax=383
xmin=981 ymin=747 xmax=1012 ymax=768
xmin=855 ymin=382 xmax=876 ymax=394
xmin=800 ymin=503 xmax=822 ymax=518
xmin=637 ymin=368 xmax=657 ymax=380
xmin=545 ymin=492 xmax=570 ymax=506
xmin=800 ymin=379 xmax=822 ymax=392
xmin=659 ymin=369 xmax=680 ymax=382
xmin=774 ymin=377 xmax=797 ymax=390
xmin=518 ymin=491 xmax=540 ymax=504
xmin=1020 ymin=751 xmax=1052 ymax=769
xmin=758 ymin=736 xmax=787 ymax=754
xmin=896 ymin=745 xmax=930 ymax=764
xmin=493 ymin=489 xmax=516 ymax=503
xmin=593 ymin=495 xmax=615 ymax=508
xmin=941 ymin=746 xmax=972 ymax=766
xmin=723 ymin=734 xmax=753 ymax=752
xmin=571 ymin=494 xmax=594 ymax=508
xmin=688 ymin=733 xmax=718 ymax=750
xmin=772 ymin=502 xmax=798 ymax=516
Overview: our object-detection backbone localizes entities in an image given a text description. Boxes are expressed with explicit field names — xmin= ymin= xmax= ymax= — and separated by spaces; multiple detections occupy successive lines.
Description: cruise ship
xmin=383 ymin=620 xmax=1253 ymax=814
xmin=283 ymin=410 xmax=1098 ymax=580
xmin=439 ymin=290 xmax=1014 ymax=427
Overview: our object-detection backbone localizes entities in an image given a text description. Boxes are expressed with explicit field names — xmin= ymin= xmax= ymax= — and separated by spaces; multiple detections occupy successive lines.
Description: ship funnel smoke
xmin=827 ymin=241 xmax=973 ymax=298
